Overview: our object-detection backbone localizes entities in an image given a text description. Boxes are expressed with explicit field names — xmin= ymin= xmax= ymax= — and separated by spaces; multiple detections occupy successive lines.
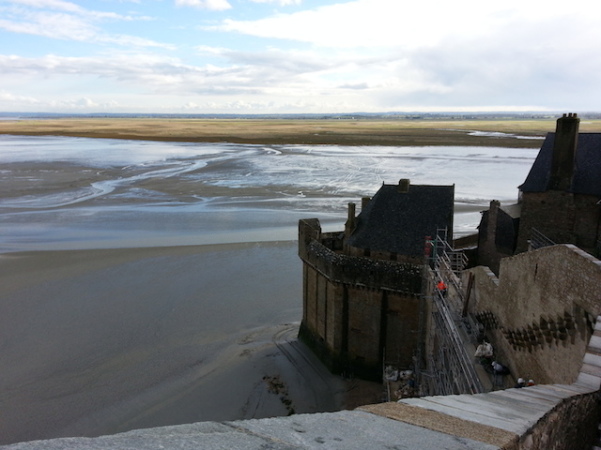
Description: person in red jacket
xmin=437 ymin=280 xmax=447 ymax=297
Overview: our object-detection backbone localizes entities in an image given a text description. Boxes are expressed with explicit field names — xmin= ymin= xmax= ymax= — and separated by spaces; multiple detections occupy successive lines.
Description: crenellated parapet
xmin=300 ymin=218 xmax=423 ymax=293
xmin=303 ymin=239 xmax=423 ymax=294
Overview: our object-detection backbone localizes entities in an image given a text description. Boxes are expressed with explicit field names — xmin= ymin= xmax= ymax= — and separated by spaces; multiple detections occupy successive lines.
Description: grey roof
xmin=519 ymin=133 xmax=601 ymax=195
xmin=346 ymin=183 xmax=454 ymax=257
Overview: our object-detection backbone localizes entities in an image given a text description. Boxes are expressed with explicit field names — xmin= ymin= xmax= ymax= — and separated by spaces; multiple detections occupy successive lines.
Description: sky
xmin=1 ymin=0 xmax=600 ymax=114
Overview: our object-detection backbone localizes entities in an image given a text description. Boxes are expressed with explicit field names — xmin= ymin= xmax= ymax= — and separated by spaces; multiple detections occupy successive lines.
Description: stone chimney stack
xmin=398 ymin=178 xmax=410 ymax=193
xmin=487 ymin=200 xmax=500 ymax=243
xmin=549 ymin=113 xmax=580 ymax=191
xmin=345 ymin=202 xmax=356 ymax=238
xmin=361 ymin=196 xmax=371 ymax=210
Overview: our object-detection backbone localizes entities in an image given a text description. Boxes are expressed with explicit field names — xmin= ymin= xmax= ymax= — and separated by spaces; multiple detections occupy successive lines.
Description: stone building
xmin=517 ymin=113 xmax=601 ymax=254
xmin=476 ymin=200 xmax=520 ymax=275
xmin=476 ymin=113 xmax=601 ymax=273
xmin=298 ymin=180 xmax=454 ymax=380
xmin=429 ymin=113 xmax=601 ymax=395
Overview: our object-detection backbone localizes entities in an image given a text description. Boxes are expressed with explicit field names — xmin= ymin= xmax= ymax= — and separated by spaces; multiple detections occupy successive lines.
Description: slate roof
xmin=519 ymin=133 xmax=601 ymax=195
xmin=346 ymin=183 xmax=454 ymax=257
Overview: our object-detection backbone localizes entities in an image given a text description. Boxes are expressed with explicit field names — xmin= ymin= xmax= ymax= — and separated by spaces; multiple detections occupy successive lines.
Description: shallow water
xmin=0 ymin=135 xmax=537 ymax=251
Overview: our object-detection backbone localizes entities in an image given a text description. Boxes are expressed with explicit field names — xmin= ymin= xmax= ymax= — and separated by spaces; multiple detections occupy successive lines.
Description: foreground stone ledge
xmin=0 ymin=410 xmax=497 ymax=450
xmin=359 ymin=402 xmax=518 ymax=449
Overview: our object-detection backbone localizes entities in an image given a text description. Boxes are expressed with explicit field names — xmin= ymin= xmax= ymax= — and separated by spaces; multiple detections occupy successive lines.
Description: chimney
xmin=487 ymin=200 xmax=500 ymax=243
xmin=345 ymin=202 xmax=356 ymax=238
xmin=398 ymin=178 xmax=410 ymax=193
xmin=361 ymin=196 xmax=371 ymax=210
xmin=549 ymin=113 xmax=580 ymax=191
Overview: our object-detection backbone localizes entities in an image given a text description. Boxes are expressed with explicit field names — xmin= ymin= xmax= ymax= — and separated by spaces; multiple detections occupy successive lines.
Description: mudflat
xmin=0 ymin=242 xmax=383 ymax=445
xmin=4 ymin=117 xmax=601 ymax=148
xmin=0 ymin=128 xmax=386 ymax=445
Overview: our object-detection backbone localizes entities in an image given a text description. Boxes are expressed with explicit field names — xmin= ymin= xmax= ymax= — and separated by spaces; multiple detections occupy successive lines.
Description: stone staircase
xmin=364 ymin=315 xmax=601 ymax=449
xmin=587 ymin=318 xmax=601 ymax=450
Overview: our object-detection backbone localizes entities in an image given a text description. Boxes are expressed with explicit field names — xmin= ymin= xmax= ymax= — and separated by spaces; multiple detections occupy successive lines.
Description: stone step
xmin=547 ymin=383 xmax=595 ymax=395
xmin=470 ymin=391 xmax=552 ymax=414
xmin=419 ymin=393 xmax=548 ymax=423
xmin=583 ymin=351 xmax=601 ymax=369
xmin=520 ymin=385 xmax=579 ymax=401
xmin=400 ymin=396 xmax=532 ymax=435
xmin=594 ymin=316 xmax=601 ymax=332
xmin=587 ymin=334 xmax=601 ymax=354
xmin=581 ymin=363 xmax=601 ymax=378
xmin=489 ymin=386 xmax=565 ymax=407
xmin=576 ymin=371 xmax=601 ymax=390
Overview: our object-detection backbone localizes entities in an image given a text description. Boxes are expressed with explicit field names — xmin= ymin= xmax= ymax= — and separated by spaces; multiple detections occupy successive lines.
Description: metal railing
xmin=529 ymin=228 xmax=556 ymax=250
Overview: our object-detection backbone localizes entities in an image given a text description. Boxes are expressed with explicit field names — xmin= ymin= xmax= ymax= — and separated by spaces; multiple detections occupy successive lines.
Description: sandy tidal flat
xmin=0 ymin=242 xmax=380 ymax=445
xmin=0 ymin=117 xmax=577 ymax=148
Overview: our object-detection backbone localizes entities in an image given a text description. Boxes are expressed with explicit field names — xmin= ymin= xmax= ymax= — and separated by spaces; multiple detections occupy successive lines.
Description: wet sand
xmin=0 ymin=242 xmax=382 ymax=445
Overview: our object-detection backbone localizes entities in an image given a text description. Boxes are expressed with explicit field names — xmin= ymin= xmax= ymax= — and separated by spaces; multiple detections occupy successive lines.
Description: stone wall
xmin=298 ymin=218 xmax=425 ymax=379
xmin=517 ymin=191 xmax=601 ymax=254
xmin=477 ymin=201 xmax=518 ymax=275
xmin=517 ymin=391 xmax=600 ymax=450
xmin=467 ymin=244 xmax=601 ymax=384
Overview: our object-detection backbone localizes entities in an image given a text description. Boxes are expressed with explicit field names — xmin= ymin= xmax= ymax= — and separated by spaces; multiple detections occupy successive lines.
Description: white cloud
xmin=7 ymin=0 xmax=153 ymax=21
xmin=249 ymin=0 xmax=302 ymax=5
xmin=75 ymin=97 xmax=97 ymax=107
xmin=0 ymin=89 xmax=122 ymax=111
xmin=0 ymin=89 xmax=41 ymax=105
xmin=212 ymin=0 xmax=601 ymax=52
xmin=0 ymin=0 xmax=166 ymax=48
xmin=174 ymin=0 xmax=231 ymax=11
xmin=192 ymin=0 xmax=601 ymax=112
xmin=1 ymin=0 xmax=601 ymax=113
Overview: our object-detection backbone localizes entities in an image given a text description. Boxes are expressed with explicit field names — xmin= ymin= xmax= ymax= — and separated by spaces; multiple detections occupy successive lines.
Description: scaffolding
xmin=420 ymin=229 xmax=485 ymax=396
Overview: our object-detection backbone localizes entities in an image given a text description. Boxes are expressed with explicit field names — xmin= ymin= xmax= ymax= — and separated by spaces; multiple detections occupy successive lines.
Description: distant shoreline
xmin=1 ymin=117 xmax=591 ymax=148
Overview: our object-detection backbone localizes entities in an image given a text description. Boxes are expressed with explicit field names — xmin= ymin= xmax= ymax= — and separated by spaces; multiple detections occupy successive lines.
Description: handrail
xmin=529 ymin=227 xmax=556 ymax=250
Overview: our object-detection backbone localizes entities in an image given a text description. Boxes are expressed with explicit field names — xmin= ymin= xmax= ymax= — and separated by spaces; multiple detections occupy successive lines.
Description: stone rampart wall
xmin=303 ymin=240 xmax=422 ymax=293
xmin=516 ymin=391 xmax=600 ymax=450
xmin=298 ymin=218 xmax=425 ymax=378
xmin=299 ymin=218 xmax=423 ymax=293
xmin=467 ymin=244 xmax=601 ymax=384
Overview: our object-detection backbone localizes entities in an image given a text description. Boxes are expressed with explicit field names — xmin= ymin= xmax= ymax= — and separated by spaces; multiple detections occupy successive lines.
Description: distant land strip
xmin=2 ymin=117 xmax=601 ymax=147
